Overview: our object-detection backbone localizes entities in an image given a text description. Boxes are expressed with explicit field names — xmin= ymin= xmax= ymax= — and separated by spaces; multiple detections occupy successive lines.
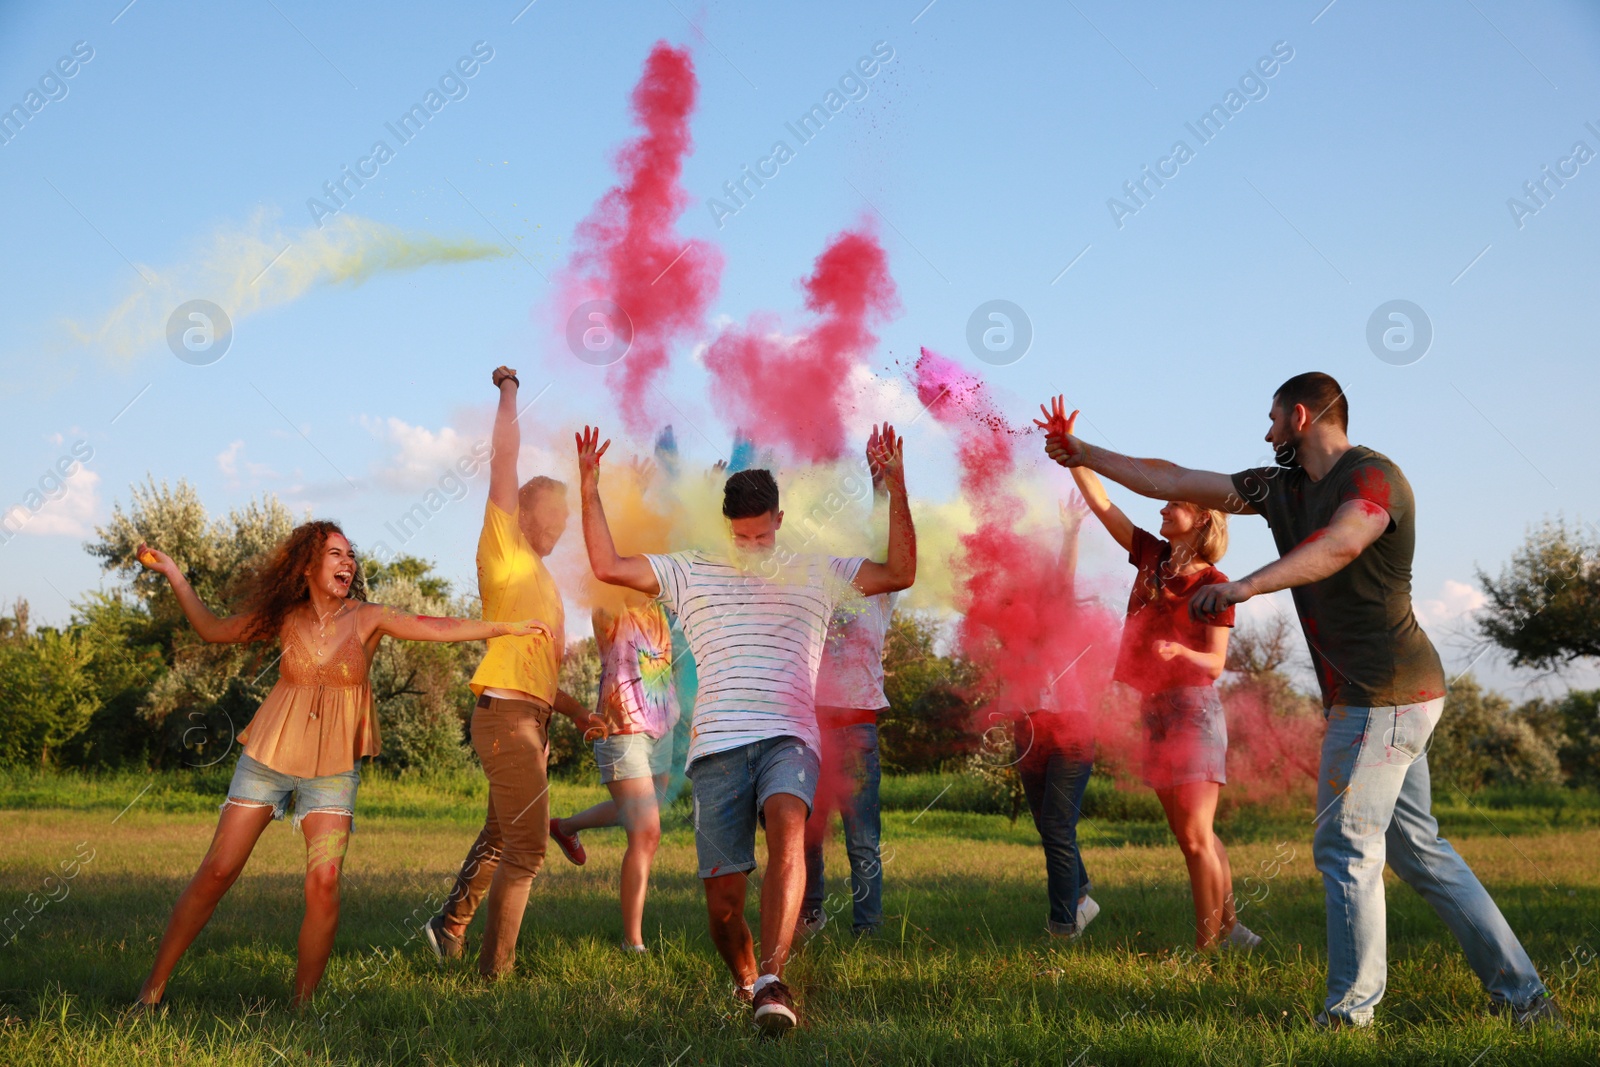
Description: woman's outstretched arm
xmin=137 ymin=544 xmax=254 ymax=644
xmin=365 ymin=603 xmax=550 ymax=643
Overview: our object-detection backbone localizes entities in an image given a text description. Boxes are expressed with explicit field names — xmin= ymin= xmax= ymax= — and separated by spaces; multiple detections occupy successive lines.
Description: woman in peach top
xmin=132 ymin=520 xmax=548 ymax=1010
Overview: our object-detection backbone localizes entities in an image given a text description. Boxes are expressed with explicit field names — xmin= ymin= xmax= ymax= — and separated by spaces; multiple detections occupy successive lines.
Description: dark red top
xmin=1112 ymin=527 xmax=1235 ymax=694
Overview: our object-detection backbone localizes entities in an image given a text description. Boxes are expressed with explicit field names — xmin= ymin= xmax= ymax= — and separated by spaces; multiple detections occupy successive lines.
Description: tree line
xmin=2 ymin=480 xmax=1597 ymax=795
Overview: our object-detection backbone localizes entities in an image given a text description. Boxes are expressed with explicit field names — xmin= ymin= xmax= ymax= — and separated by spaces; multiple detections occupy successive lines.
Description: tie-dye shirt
xmin=598 ymin=602 xmax=680 ymax=739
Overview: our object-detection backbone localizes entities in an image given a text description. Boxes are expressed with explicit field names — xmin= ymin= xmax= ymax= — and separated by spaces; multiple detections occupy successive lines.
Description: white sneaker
xmin=1224 ymin=922 xmax=1262 ymax=952
xmin=798 ymin=910 xmax=828 ymax=936
xmin=1075 ymin=896 xmax=1101 ymax=934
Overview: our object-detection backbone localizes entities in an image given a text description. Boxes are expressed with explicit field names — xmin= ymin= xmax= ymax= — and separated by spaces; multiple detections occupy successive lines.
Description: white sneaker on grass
xmin=1223 ymin=922 xmax=1262 ymax=952
xmin=1075 ymin=895 xmax=1100 ymax=934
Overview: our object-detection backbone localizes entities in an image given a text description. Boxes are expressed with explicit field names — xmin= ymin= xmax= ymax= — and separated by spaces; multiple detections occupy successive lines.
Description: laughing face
xmin=309 ymin=532 xmax=357 ymax=599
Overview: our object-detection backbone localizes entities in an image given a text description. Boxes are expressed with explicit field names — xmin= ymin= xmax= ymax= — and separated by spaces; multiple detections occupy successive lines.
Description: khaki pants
xmin=440 ymin=694 xmax=551 ymax=977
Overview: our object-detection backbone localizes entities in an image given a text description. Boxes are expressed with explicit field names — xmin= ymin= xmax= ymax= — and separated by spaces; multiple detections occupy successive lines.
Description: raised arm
xmin=365 ymin=602 xmax=549 ymax=643
xmin=136 ymin=544 xmax=253 ymax=643
xmin=577 ymin=425 xmax=661 ymax=596
xmin=853 ymin=424 xmax=916 ymax=597
xmin=488 ymin=365 xmax=521 ymax=513
xmin=1189 ymin=498 xmax=1390 ymax=620
xmin=1036 ymin=395 xmax=1251 ymax=514
xmin=1056 ymin=492 xmax=1089 ymax=600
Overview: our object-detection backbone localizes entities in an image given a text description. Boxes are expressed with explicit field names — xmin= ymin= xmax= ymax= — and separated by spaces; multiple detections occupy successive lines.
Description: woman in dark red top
xmin=1066 ymin=415 xmax=1260 ymax=954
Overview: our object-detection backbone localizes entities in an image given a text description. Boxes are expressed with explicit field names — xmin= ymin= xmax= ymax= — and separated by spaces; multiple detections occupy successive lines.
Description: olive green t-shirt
xmin=1231 ymin=446 xmax=1445 ymax=709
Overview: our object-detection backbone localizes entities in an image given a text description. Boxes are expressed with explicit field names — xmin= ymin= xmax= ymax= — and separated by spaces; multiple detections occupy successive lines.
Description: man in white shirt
xmin=799 ymin=442 xmax=900 ymax=938
xmin=574 ymin=423 xmax=916 ymax=1037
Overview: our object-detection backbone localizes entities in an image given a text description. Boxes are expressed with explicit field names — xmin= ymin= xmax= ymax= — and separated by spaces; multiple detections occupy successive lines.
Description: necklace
xmin=311 ymin=601 xmax=351 ymax=657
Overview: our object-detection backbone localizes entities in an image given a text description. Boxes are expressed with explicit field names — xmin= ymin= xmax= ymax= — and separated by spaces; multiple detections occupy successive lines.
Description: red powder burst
xmin=911 ymin=348 xmax=1119 ymax=737
xmin=703 ymin=228 xmax=899 ymax=463
xmin=558 ymin=42 xmax=723 ymax=433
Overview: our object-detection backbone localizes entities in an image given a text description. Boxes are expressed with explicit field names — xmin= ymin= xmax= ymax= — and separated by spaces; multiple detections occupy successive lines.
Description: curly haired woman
xmin=132 ymin=521 xmax=548 ymax=1010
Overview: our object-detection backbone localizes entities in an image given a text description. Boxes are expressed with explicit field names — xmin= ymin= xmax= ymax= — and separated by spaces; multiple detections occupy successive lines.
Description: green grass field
xmin=1 ymin=769 xmax=1596 ymax=1065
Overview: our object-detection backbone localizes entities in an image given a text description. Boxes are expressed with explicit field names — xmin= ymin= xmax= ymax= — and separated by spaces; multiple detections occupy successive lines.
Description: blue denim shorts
xmin=223 ymin=752 xmax=361 ymax=831
xmin=685 ymin=735 xmax=818 ymax=879
xmin=1139 ymin=685 xmax=1228 ymax=790
xmin=594 ymin=731 xmax=674 ymax=784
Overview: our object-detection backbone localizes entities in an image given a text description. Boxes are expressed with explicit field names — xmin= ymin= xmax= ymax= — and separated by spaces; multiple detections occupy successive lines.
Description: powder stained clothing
xmin=1231 ymin=447 xmax=1445 ymax=709
xmin=238 ymin=616 xmax=378 ymax=778
xmin=469 ymin=499 xmax=564 ymax=702
xmin=814 ymin=591 xmax=900 ymax=726
xmin=597 ymin=602 xmax=680 ymax=739
xmin=1112 ymin=527 xmax=1236 ymax=694
xmin=645 ymin=551 xmax=865 ymax=766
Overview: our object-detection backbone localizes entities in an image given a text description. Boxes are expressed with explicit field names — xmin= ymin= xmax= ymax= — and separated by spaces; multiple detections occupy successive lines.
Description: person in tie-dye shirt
xmin=549 ymin=599 xmax=682 ymax=951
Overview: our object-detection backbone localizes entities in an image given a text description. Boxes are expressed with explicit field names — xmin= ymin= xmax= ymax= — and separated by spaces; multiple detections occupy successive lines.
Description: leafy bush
xmin=1428 ymin=675 xmax=1562 ymax=791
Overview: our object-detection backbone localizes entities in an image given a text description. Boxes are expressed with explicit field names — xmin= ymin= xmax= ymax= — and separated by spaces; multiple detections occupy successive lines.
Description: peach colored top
xmin=238 ymin=615 xmax=380 ymax=778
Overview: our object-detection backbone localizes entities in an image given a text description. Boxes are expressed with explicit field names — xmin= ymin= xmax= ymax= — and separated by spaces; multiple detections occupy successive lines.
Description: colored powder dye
xmin=703 ymin=228 xmax=899 ymax=464
xmin=911 ymin=348 xmax=1120 ymax=745
xmin=558 ymin=42 xmax=722 ymax=434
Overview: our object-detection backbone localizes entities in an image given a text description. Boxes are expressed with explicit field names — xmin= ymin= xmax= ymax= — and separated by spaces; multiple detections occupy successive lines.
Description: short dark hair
xmin=723 ymin=469 xmax=779 ymax=519
xmin=1274 ymin=372 xmax=1348 ymax=432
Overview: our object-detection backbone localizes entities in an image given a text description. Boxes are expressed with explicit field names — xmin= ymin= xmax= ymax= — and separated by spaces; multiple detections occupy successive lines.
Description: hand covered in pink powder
xmin=1035 ymin=396 xmax=1089 ymax=468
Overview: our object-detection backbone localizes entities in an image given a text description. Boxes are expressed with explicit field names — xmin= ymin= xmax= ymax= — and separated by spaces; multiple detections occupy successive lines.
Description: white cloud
xmin=2 ymin=466 xmax=101 ymax=538
xmin=216 ymin=440 xmax=277 ymax=487
xmin=361 ymin=416 xmax=484 ymax=492
xmin=1415 ymin=579 xmax=1486 ymax=626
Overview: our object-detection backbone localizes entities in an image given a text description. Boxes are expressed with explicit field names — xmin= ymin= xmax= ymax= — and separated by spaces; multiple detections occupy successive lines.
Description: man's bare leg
xmin=757 ymin=793 xmax=809 ymax=977
xmin=704 ymin=872 xmax=758 ymax=989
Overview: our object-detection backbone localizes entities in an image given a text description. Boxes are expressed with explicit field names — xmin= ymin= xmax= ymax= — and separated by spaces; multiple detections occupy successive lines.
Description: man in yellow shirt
xmin=424 ymin=365 xmax=603 ymax=978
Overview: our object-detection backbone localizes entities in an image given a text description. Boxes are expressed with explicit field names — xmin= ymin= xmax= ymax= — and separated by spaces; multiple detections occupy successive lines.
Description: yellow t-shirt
xmin=469 ymin=499 xmax=564 ymax=702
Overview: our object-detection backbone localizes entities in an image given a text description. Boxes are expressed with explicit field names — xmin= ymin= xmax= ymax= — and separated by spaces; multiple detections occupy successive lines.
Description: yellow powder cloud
xmin=66 ymin=211 xmax=508 ymax=360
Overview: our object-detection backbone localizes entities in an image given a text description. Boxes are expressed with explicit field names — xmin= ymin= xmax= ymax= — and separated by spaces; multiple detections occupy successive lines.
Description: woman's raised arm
xmin=138 ymin=544 xmax=254 ymax=644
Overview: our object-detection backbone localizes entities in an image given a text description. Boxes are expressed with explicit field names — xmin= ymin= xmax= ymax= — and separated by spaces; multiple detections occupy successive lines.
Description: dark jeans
xmin=1018 ymin=739 xmax=1094 ymax=930
xmin=801 ymin=723 xmax=883 ymax=933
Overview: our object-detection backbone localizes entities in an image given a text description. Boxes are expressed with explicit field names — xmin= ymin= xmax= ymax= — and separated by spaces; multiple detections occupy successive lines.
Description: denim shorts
xmin=685 ymin=735 xmax=818 ymax=879
xmin=593 ymin=731 xmax=674 ymax=784
xmin=1139 ymin=685 xmax=1228 ymax=790
xmin=223 ymin=752 xmax=361 ymax=830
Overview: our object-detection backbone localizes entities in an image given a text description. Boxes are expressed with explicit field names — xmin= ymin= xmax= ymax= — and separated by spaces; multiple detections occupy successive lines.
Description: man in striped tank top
xmin=575 ymin=423 xmax=916 ymax=1037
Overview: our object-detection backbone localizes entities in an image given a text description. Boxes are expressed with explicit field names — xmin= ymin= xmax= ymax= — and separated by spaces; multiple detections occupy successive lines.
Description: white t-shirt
xmin=814 ymin=591 xmax=900 ymax=710
xmin=645 ymin=550 xmax=865 ymax=766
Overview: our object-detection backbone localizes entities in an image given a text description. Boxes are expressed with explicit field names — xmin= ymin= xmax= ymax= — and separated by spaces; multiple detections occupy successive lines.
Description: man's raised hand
xmin=492 ymin=365 xmax=518 ymax=389
xmin=576 ymin=425 xmax=611 ymax=483
xmin=867 ymin=422 xmax=906 ymax=490
xmin=1034 ymin=395 xmax=1088 ymax=468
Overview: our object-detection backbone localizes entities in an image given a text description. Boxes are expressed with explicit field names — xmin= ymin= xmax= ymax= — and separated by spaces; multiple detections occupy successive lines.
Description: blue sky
xmin=2 ymin=0 xmax=1597 ymax=697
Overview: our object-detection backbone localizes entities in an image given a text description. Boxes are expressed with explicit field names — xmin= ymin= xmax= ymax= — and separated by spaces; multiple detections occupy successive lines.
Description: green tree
xmin=366 ymin=568 xmax=479 ymax=774
xmin=1427 ymin=675 xmax=1562 ymax=792
xmin=1516 ymin=688 xmax=1600 ymax=789
xmin=878 ymin=612 xmax=982 ymax=773
xmin=365 ymin=555 xmax=452 ymax=600
xmin=1478 ymin=518 xmax=1600 ymax=669
xmin=85 ymin=478 xmax=296 ymax=764
xmin=0 ymin=610 xmax=96 ymax=767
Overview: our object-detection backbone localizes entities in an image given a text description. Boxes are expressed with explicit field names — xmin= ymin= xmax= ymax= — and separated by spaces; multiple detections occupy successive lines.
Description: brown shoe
xmin=752 ymin=979 xmax=798 ymax=1036
xmin=423 ymin=915 xmax=465 ymax=963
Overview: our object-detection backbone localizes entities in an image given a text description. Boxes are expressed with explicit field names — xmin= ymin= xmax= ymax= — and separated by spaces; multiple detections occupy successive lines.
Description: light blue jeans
xmin=1314 ymin=698 xmax=1547 ymax=1024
